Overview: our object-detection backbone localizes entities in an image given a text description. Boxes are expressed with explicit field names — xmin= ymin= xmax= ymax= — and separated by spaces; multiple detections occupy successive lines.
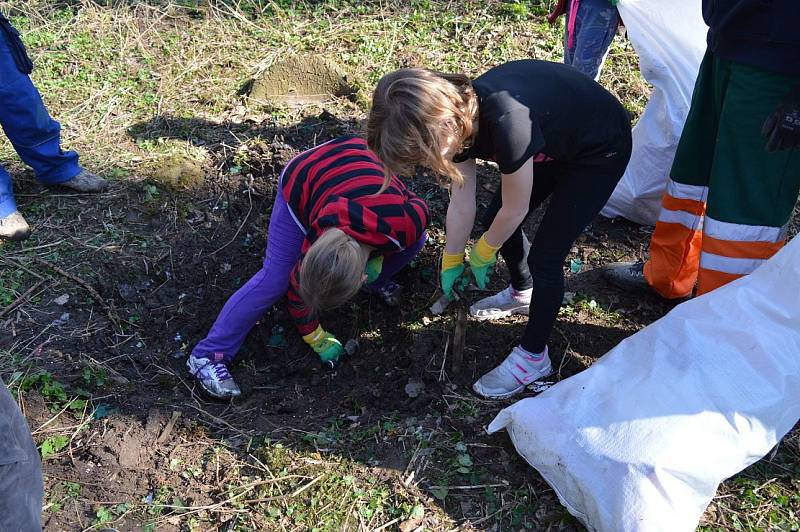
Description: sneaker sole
xmin=469 ymin=306 xmax=529 ymax=321
xmin=194 ymin=380 xmax=242 ymax=401
xmin=472 ymin=381 xmax=526 ymax=400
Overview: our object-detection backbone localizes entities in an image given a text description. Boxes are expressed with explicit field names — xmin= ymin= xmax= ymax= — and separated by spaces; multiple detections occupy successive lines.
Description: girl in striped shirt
xmin=188 ymin=136 xmax=430 ymax=399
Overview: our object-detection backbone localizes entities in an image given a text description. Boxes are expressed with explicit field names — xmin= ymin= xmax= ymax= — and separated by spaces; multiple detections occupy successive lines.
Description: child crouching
xmin=188 ymin=136 xmax=430 ymax=399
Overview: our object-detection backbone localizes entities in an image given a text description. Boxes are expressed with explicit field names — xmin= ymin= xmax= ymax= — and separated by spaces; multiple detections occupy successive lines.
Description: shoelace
xmin=209 ymin=362 xmax=231 ymax=381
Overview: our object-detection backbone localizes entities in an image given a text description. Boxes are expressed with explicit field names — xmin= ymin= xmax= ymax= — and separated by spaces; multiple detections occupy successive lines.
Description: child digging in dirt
xmin=188 ymin=136 xmax=430 ymax=399
xmin=368 ymin=60 xmax=631 ymax=399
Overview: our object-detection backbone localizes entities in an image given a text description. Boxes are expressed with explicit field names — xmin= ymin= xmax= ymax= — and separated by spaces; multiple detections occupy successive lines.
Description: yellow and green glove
xmin=441 ymin=251 xmax=467 ymax=300
xmin=468 ymin=233 xmax=500 ymax=289
xmin=302 ymin=325 xmax=344 ymax=367
xmin=364 ymin=255 xmax=384 ymax=284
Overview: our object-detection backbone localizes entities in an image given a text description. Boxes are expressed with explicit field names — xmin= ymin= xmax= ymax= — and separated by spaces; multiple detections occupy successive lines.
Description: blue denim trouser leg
xmin=0 ymin=25 xmax=82 ymax=217
xmin=563 ymin=0 xmax=619 ymax=80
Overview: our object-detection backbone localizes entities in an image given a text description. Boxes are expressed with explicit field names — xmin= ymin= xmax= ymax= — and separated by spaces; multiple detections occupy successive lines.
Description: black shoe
xmin=601 ymin=261 xmax=651 ymax=292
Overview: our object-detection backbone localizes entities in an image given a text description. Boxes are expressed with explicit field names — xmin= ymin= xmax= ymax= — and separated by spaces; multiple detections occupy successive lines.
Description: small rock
xmin=404 ymin=378 xmax=425 ymax=399
xmin=117 ymin=283 xmax=137 ymax=302
xmin=53 ymin=294 xmax=70 ymax=306
xmin=49 ymin=313 xmax=70 ymax=327
xmin=344 ymin=339 xmax=359 ymax=355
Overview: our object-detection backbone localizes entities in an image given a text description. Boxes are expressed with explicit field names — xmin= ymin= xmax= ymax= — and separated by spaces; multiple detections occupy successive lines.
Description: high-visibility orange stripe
xmin=661 ymin=194 xmax=706 ymax=216
xmin=697 ymin=268 xmax=743 ymax=296
xmin=702 ymin=236 xmax=784 ymax=260
xmin=644 ymin=221 xmax=702 ymax=299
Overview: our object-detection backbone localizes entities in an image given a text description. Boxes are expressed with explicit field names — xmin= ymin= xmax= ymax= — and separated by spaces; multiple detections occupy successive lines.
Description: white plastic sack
xmin=488 ymin=238 xmax=800 ymax=532
xmin=600 ymin=0 xmax=708 ymax=225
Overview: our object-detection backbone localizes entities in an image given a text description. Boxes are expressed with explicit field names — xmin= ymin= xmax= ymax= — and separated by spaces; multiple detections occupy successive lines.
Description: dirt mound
xmin=247 ymin=54 xmax=356 ymax=104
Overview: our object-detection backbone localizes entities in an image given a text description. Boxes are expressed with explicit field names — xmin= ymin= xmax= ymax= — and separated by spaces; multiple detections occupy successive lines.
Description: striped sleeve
xmin=287 ymin=259 xmax=320 ymax=336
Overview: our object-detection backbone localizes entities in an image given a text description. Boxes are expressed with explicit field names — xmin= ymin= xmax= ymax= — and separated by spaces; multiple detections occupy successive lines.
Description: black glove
xmin=762 ymin=84 xmax=800 ymax=153
xmin=0 ymin=12 xmax=33 ymax=74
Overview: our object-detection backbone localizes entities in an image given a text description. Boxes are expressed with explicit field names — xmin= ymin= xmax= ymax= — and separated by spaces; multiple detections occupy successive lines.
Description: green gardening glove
xmin=441 ymin=251 xmax=467 ymax=300
xmin=302 ymin=325 xmax=344 ymax=367
xmin=365 ymin=255 xmax=384 ymax=284
xmin=468 ymin=233 xmax=500 ymax=289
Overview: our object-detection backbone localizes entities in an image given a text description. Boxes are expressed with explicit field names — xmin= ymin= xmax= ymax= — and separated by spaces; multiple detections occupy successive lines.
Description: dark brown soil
xmin=3 ymin=110 xmax=796 ymax=531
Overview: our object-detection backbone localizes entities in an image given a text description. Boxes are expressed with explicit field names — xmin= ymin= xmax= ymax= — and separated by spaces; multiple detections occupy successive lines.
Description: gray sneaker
xmin=469 ymin=285 xmax=531 ymax=321
xmin=59 ymin=170 xmax=109 ymax=193
xmin=601 ymin=261 xmax=650 ymax=292
xmin=473 ymin=346 xmax=553 ymax=399
xmin=187 ymin=353 xmax=241 ymax=400
xmin=0 ymin=211 xmax=31 ymax=241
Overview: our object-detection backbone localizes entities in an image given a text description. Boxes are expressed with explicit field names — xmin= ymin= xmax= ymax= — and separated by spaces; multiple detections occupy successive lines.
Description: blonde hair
xmin=367 ymin=68 xmax=478 ymax=187
xmin=299 ymin=228 xmax=370 ymax=313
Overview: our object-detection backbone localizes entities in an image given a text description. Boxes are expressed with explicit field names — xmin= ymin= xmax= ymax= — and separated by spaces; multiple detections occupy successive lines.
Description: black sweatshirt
xmin=703 ymin=0 xmax=800 ymax=76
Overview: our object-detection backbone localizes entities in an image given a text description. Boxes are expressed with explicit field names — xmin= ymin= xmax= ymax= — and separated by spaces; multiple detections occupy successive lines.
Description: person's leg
xmin=564 ymin=0 xmax=619 ymax=80
xmin=641 ymin=51 xmax=725 ymax=298
xmin=368 ymin=231 xmax=427 ymax=290
xmin=192 ymin=195 xmax=305 ymax=361
xmin=481 ymin=166 xmax=560 ymax=292
xmin=697 ymin=60 xmax=800 ymax=295
xmin=473 ymin=151 xmax=630 ymax=398
xmin=0 ymin=165 xmax=16 ymax=218
xmin=0 ymin=380 xmax=44 ymax=532
xmin=520 ymin=154 xmax=629 ymax=354
xmin=0 ymin=30 xmax=81 ymax=185
xmin=188 ymin=194 xmax=306 ymax=398
xmin=470 ymin=165 xmax=560 ymax=319
xmin=363 ymin=232 xmax=427 ymax=306
xmin=481 ymin=189 xmax=533 ymax=292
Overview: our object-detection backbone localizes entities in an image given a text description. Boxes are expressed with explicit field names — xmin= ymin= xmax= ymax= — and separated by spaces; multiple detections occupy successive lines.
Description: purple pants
xmin=192 ymin=193 xmax=426 ymax=361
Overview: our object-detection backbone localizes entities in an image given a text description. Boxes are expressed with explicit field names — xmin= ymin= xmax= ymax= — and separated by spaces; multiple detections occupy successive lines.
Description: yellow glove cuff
xmin=442 ymin=251 xmax=465 ymax=270
xmin=474 ymin=233 xmax=501 ymax=261
xmin=302 ymin=325 xmax=326 ymax=346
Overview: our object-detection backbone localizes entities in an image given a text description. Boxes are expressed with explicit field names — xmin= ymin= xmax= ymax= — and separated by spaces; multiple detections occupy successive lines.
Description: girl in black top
xmin=368 ymin=60 xmax=631 ymax=399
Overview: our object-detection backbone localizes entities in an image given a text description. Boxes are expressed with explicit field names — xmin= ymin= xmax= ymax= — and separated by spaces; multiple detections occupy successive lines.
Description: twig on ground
xmin=24 ymin=257 xmax=122 ymax=329
xmin=0 ymin=279 xmax=47 ymax=318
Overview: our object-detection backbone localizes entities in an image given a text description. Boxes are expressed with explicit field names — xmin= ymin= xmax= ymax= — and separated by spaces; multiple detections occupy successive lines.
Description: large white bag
xmin=600 ymin=0 xmax=708 ymax=225
xmin=488 ymin=238 xmax=800 ymax=532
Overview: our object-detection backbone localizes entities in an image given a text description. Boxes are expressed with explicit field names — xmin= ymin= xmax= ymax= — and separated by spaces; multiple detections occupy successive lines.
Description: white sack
xmin=600 ymin=0 xmax=708 ymax=225
xmin=488 ymin=238 xmax=800 ymax=532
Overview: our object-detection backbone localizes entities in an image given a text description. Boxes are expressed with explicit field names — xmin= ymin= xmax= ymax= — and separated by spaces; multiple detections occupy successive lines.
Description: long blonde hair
xmin=299 ymin=228 xmax=370 ymax=313
xmin=367 ymin=68 xmax=478 ymax=187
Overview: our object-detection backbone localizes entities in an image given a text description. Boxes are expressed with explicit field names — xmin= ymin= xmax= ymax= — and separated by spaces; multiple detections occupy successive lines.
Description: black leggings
xmin=481 ymin=143 xmax=631 ymax=353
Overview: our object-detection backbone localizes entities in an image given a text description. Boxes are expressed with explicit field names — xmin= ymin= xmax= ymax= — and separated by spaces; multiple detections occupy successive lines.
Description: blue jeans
xmin=0 ymin=22 xmax=81 ymax=217
xmin=563 ymin=0 xmax=619 ymax=81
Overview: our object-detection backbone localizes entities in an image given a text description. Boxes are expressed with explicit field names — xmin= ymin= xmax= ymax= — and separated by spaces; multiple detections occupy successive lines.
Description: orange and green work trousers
xmin=644 ymin=51 xmax=800 ymax=298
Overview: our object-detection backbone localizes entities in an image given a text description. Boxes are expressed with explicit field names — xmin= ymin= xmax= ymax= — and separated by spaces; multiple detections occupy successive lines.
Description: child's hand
xmin=468 ymin=233 xmax=500 ymax=289
xmin=302 ymin=326 xmax=344 ymax=366
xmin=441 ymin=251 xmax=467 ymax=300
xmin=365 ymin=255 xmax=384 ymax=284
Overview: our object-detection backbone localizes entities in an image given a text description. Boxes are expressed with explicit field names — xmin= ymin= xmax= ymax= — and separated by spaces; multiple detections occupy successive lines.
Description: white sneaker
xmin=472 ymin=346 xmax=552 ymax=399
xmin=469 ymin=285 xmax=531 ymax=321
